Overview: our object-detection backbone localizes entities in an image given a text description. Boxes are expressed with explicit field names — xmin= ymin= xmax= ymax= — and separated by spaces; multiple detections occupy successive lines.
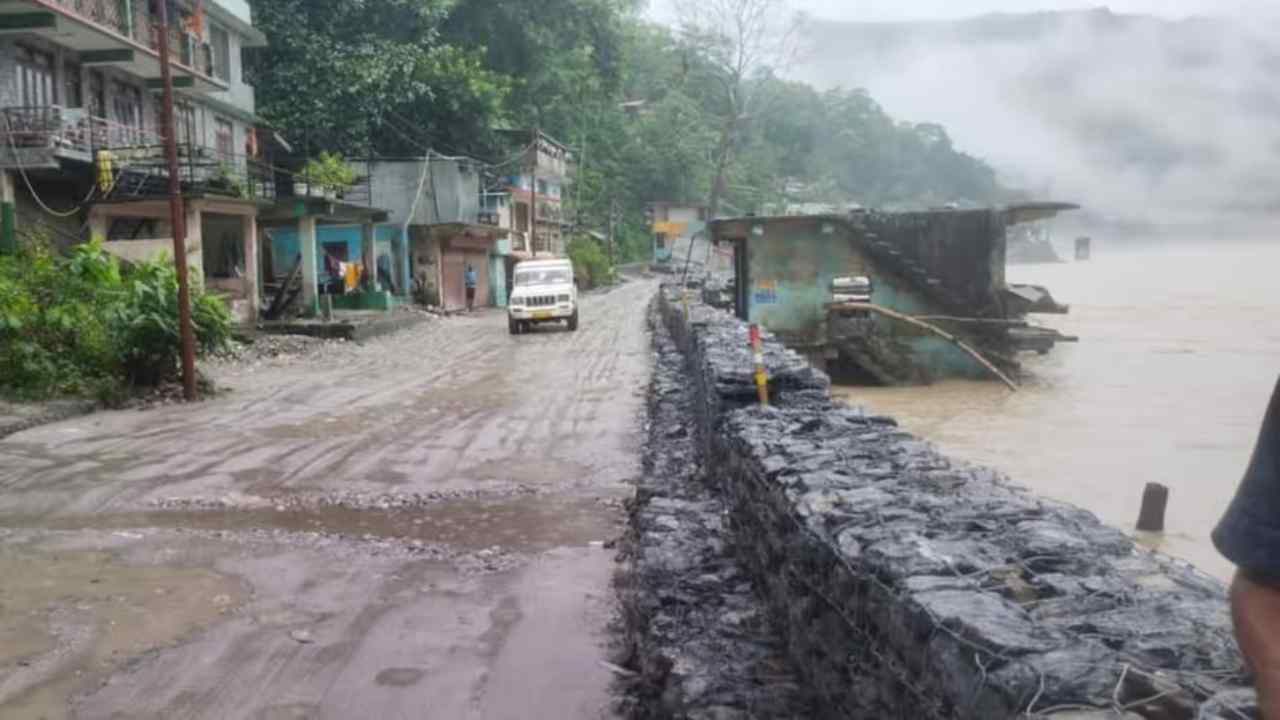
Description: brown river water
xmin=833 ymin=240 xmax=1280 ymax=581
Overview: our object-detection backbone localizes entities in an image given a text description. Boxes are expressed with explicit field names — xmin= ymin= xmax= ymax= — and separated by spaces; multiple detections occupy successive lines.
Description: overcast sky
xmin=647 ymin=0 xmax=1269 ymax=23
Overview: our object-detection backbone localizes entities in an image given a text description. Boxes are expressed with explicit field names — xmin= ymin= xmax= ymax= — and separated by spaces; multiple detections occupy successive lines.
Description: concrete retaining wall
xmin=656 ymin=286 xmax=1256 ymax=719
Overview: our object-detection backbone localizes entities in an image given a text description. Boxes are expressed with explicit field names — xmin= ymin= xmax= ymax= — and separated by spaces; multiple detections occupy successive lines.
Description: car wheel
xmin=567 ymin=311 xmax=579 ymax=332
xmin=508 ymin=317 xmax=518 ymax=335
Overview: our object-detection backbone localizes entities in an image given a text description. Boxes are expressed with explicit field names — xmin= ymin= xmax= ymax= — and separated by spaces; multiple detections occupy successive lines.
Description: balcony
xmin=0 ymin=107 xmax=274 ymax=200
xmin=0 ymin=105 xmax=157 ymax=167
xmin=114 ymin=143 xmax=276 ymax=201
xmin=5 ymin=0 xmax=226 ymax=93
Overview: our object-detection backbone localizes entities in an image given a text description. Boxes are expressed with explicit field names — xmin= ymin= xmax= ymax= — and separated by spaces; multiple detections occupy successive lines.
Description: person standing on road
xmin=464 ymin=264 xmax=478 ymax=312
xmin=1215 ymin=376 xmax=1280 ymax=718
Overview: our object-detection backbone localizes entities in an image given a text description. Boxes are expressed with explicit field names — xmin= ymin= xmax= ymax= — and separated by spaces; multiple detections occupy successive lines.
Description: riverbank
xmin=834 ymin=240 xmax=1280 ymax=582
xmin=621 ymin=284 xmax=1254 ymax=718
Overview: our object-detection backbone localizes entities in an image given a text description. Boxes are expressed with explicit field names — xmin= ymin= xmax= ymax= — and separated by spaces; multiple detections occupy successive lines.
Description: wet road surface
xmin=0 ymin=280 xmax=654 ymax=719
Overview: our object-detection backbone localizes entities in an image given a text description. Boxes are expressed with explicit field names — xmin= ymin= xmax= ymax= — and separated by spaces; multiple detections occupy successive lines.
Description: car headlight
xmin=557 ymin=294 xmax=571 ymax=303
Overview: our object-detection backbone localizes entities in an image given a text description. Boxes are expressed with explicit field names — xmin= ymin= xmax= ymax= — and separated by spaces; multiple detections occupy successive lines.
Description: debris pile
xmin=651 ymin=285 xmax=1256 ymax=719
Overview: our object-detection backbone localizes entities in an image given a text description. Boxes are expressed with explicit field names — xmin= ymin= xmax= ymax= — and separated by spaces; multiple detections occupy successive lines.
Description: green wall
xmin=743 ymin=217 xmax=988 ymax=379
xmin=745 ymin=219 xmax=866 ymax=346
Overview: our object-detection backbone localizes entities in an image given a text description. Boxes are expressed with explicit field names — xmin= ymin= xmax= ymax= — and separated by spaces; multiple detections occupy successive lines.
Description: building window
xmin=16 ymin=45 xmax=55 ymax=107
xmin=158 ymin=102 xmax=197 ymax=146
xmin=215 ymin=117 xmax=234 ymax=160
xmin=210 ymin=24 xmax=231 ymax=81
xmin=88 ymin=71 xmax=106 ymax=118
xmin=515 ymin=202 xmax=530 ymax=233
xmin=536 ymin=179 xmax=548 ymax=196
xmin=111 ymin=82 xmax=143 ymax=144
xmin=63 ymin=63 xmax=83 ymax=109
xmin=656 ymin=233 xmax=667 ymax=249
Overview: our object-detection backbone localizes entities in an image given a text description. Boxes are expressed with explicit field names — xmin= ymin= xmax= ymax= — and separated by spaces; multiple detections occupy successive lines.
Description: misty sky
xmin=648 ymin=0 xmax=1269 ymax=23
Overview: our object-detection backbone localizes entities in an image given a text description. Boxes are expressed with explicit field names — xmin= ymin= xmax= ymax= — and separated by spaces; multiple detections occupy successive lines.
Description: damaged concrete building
xmin=708 ymin=203 xmax=1079 ymax=384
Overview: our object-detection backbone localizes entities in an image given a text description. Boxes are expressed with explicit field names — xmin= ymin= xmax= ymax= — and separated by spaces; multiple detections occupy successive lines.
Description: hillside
xmin=795 ymin=8 xmax=1280 ymax=234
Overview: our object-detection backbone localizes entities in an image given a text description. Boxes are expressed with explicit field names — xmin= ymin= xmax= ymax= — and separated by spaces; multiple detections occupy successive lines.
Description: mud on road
xmin=0 ymin=280 xmax=655 ymax=719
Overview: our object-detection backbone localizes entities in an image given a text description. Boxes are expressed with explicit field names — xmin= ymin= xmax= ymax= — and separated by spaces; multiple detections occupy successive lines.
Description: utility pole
xmin=157 ymin=0 xmax=197 ymax=401
xmin=528 ymin=128 xmax=537 ymax=258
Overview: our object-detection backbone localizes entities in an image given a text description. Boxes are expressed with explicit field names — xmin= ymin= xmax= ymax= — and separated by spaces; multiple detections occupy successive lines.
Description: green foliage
xmin=212 ymin=162 xmax=248 ymax=198
xmin=0 ymin=234 xmax=123 ymax=399
xmin=300 ymin=152 xmax=357 ymax=193
xmin=113 ymin=259 xmax=231 ymax=387
xmin=248 ymin=0 xmax=1007 ymax=253
xmin=566 ymin=235 xmax=613 ymax=289
xmin=0 ymin=233 xmax=231 ymax=400
xmin=247 ymin=0 xmax=510 ymax=157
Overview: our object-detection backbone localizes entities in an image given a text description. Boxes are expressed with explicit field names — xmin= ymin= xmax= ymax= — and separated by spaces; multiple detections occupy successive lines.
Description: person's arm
xmin=1232 ymin=572 xmax=1280 ymax=718
xmin=1215 ymin=378 xmax=1280 ymax=716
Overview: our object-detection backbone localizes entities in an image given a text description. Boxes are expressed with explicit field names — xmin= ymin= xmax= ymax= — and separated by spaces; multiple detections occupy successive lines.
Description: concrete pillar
xmin=184 ymin=201 xmax=203 ymax=283
xmin=242 ymin=213 xmax=259 ymax=319
xmin=361 ymin=222 xmax=376 ymax=292
xmin=0 ymin=170 xmax=15 ymax=254
xmin=298 ymin=216 xmax=319 ymax=316
xmin=399 ymin=227 xmax=411 ymax=297
xmin=88 ymin=205 xmax=108 ymax=242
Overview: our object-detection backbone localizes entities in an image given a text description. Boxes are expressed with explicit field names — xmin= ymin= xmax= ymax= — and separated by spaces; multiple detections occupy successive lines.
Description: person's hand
xmin=1232 ymin=572 xmax=1280 ymax=718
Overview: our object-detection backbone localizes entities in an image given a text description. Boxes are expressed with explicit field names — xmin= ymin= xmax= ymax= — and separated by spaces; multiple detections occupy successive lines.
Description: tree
xmin=674 ymin=0 xmax=801 ymax=218
xmin=247 ymin=0 xmax=509 ymax=158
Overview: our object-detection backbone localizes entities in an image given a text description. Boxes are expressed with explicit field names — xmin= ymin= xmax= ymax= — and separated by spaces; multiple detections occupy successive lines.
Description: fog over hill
xmin=794 ymin=7 xmax=1280 ymax=235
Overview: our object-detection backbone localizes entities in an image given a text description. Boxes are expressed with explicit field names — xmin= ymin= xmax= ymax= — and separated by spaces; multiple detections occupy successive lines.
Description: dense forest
xmin=246 ymin=0 xmax=1002 ymax=261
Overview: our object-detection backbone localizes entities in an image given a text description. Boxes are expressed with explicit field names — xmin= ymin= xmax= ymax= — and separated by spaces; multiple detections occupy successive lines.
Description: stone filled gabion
xmin=654 ymin=285 xmax=1256 ymax=720
xmin=616 ymin=299 xmax=812 ymax=719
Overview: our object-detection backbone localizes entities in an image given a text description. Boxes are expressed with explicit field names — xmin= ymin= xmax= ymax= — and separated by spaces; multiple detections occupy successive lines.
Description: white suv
xmin=508 ymin=258 xmax=579 ymax=334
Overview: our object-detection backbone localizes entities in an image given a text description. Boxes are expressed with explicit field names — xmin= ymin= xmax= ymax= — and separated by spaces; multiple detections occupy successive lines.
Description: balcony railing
xmin=48 ymin=0 xmax=217 ymax=79
xmin=1 ymin=106 xmax=159 ymax=156
xmin=113 ymin=143 xmax=276 ymax=200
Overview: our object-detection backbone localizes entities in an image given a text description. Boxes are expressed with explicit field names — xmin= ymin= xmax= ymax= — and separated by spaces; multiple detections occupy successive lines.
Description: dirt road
xmin=0 ymin=280 xmax=654 ymax=719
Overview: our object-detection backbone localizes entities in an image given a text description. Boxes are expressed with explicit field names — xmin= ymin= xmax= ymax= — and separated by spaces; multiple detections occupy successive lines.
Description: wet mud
xmin=0 ymin=280 xmax=655 ymax=719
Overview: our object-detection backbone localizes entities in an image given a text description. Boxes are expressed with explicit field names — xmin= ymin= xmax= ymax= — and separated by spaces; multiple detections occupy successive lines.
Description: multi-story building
xmin=647 ymin=201 xmax=709 ymax=267
xmin=497 ymin=129 xmax=572 ymax=259
xmin=0 ymin=0 xmax=270 ymax=322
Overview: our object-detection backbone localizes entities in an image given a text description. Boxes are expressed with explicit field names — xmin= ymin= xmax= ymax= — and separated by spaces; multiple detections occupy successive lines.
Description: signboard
xmin=752 ymin=279 xmax=778 ymax=305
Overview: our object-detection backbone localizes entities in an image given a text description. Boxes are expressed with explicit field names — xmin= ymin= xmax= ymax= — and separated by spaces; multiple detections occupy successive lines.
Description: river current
xmin=833 ymin=240 xmax=1280 ymax=581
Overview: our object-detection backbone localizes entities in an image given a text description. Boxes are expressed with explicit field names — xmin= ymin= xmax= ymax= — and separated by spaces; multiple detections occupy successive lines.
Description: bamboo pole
xmin=832 ymin=303 xmax=1019 ymax=391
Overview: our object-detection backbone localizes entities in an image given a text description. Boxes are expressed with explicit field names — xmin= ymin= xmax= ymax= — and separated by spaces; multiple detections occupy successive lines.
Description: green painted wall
xmin=743 ymin=217 xmax=988 ymax=379
xmin=870 ymin=279 xmax=989 ymax=379
xmin=746 ymin=220 xmax=866 ymax=346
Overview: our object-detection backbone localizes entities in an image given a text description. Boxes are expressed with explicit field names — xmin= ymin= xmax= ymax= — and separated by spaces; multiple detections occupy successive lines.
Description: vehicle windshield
xmin=514 ymin=268 xmax=571 ymax=286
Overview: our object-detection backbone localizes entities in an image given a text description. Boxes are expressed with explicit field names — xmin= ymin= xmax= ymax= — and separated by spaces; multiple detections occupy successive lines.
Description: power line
xmin=1 ymin=113 xmax=101 ymax=218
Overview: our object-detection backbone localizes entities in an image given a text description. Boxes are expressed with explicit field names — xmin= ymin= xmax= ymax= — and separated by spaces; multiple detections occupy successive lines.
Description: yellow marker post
xmin=749 ymin=324 xmax=769 ymax=406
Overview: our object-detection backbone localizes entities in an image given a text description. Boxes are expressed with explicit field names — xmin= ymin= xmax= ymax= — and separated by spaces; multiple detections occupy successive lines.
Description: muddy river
xmin=834 ymin=239 xmax=1280 ymax=581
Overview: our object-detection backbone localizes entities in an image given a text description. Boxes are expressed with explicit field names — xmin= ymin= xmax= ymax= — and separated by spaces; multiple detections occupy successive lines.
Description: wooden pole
xmin=157 ymin=0 xmax=198 ymax=402
xmin=831 ymin=302 xmax=1019 ymax=391
xmin=1136 ymin=483 xmax=1170 ymax=532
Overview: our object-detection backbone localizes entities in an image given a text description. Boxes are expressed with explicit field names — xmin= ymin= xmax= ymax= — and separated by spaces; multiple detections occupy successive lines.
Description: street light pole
xmin=157 ymin=0 xmax=198 ymax=401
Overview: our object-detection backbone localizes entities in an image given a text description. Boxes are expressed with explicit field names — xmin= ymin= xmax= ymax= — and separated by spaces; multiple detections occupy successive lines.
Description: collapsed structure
xmin=707 ymin=204 xmax=1079 ymax=384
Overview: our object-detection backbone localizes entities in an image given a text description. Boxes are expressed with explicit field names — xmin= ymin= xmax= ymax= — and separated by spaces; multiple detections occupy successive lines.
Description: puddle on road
xmin=0 ymin=547 xmax=244 ymax=720
xmin=0 ymin=493 xmax=625 ymax=555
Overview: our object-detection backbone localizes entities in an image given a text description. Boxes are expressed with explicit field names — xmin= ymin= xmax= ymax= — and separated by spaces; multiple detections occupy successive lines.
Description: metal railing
xmin=278 ymin=158 xmax=374 ymax=208
xmin=116 ymin=142 xmax=276 ymax=200
xmin=48 ymin=0 xmax=216 ymax=78
xmin=1 ymin=106 xmax=160 ymax=155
